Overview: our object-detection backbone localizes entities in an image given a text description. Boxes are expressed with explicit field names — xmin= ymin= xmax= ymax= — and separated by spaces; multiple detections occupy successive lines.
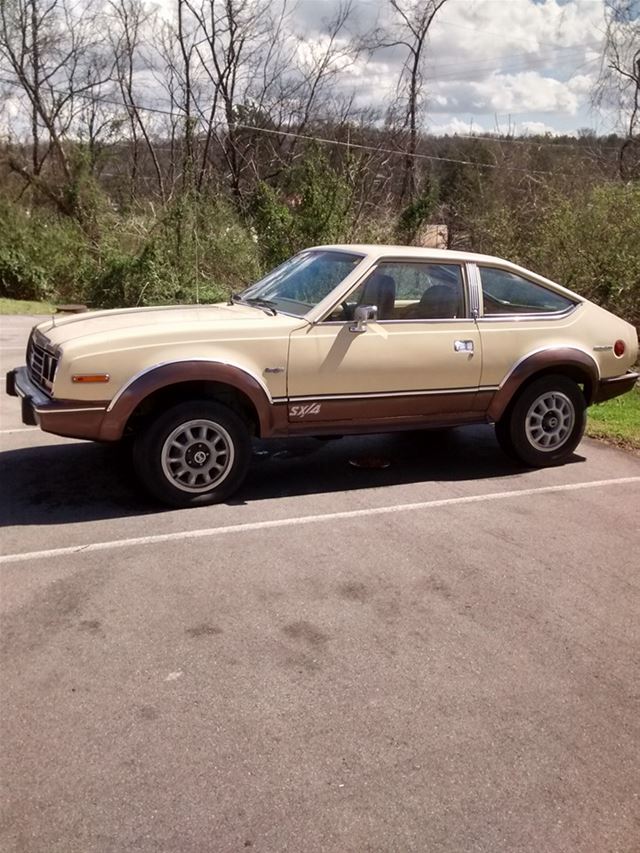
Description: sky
xmin=0 ymin=0 xmax=623 ymax=140
xmin=291 ymin=0 xmax=613 ymax=137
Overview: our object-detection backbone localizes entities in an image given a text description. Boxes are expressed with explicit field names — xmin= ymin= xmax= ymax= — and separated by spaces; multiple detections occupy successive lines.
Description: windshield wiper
xmin=242 ymin=297 xmax=278 ymax=316
xmin=228 ymin=292 xmax=278 ymax=316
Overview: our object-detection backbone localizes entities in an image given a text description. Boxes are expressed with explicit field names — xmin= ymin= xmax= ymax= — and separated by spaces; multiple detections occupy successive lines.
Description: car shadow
xmin=0 ymin=426 xmax=585 ymax=527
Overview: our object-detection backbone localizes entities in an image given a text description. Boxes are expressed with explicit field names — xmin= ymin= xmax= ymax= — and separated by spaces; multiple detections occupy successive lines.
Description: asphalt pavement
xmin=1 ymin=315 xmax=639 ymax=853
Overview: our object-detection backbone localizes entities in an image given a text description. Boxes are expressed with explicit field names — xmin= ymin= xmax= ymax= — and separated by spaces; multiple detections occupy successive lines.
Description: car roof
xmin=306 ymin=243 xmax=586 ymax=304
xmin=308 ymin=244 xmax=510 ymax=265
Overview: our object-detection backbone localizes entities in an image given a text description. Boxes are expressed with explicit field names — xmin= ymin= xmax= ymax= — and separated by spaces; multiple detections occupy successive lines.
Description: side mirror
xmin=350 ymin=304 xmax=377 ymax=333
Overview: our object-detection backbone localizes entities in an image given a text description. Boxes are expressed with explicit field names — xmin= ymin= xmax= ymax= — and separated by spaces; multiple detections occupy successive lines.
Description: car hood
xmin=36 ymin=302 xmax=300 ymax=348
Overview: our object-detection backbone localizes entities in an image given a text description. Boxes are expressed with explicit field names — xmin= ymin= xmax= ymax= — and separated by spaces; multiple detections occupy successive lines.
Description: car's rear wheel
xmin=496 ymin=375 xmax=586 ymax=467
xmin=133 ymin=400 xmax=252 ymax=507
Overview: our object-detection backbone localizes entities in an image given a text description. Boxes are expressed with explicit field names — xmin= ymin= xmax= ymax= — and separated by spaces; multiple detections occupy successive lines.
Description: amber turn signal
xmin=613 ymin=340 xmax=625 ymax=357
xmin=72 ymin=374 xmax=110 ymax=383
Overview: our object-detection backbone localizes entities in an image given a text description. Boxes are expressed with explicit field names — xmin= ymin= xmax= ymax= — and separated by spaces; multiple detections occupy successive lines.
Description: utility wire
xmin=211 ymin=121 xmax=591 ymax=174
xmin=0 ymin=73 xmax=619 ymax=174
xmin=424 ymin=54 xmax=599 ymax=85
xmin=0 ymin=43 xmax=598 ymax=94
xmin=423 ymin=46 xmax=594 ymax=78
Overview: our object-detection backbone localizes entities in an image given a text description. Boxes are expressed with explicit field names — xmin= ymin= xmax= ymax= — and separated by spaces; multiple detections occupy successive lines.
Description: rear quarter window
xmin=480 ymin=267 xmax=574 ymax=316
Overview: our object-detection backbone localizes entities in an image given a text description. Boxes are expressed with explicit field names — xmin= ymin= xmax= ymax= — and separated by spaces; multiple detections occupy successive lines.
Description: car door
xmin=472 ymin=263 xmax=580 ymax=392
xmin=287 ymin=259 xmax=483 ymax=425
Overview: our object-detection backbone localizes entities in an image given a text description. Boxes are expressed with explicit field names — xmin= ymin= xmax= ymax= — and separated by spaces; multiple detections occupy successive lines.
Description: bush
xmin=247 ymin=182 xmax=295 ymax=269
xmin=530 ymin=184 xmax=640 ymax=328
xmin=0 ymin=193 xmax=261 ymax=309
xmin=87 ymin=194 xmax=261 ymax=308
xmin=0 ymin=200 xmax=92 ymax=303
xmin=396 ymin=178 xmax=439 ymax=244
xmin=250 ymin=148 xmax=354 ymax=268
xmin=472 ymin=183 xmax=640 ymax=329
xmin=0 ymin=245 xmax=50 ymax=302
xmin=2 ymin=158 xmax=637 ymax=328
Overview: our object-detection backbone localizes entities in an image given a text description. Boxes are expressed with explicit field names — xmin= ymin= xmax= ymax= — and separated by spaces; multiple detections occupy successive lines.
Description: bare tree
xmin=376 ymin=0 xmax=448 ymax=200
xmin=0 ymin=0 xmax=115 ymax=218
xmin=109 ymin=0 xmax=165 ymax=200
xmin=281 ymin=2 xmax=359 ymax=157
xmin=181 ymin=0 xmax=272 ymax=199
xmin=175 ymin=0 xmax=197 ymax=188
xmin=175 ymin=0 xmax=366 ymax=198
xmin=595 ymin=0 xmax=640 ymax=180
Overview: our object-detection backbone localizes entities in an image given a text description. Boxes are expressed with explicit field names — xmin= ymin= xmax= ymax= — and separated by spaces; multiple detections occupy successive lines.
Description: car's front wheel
xmin=133 ymin=400 xmax=252 ymax=507
xmin=496 ymin=375 xmax=586 ymax=467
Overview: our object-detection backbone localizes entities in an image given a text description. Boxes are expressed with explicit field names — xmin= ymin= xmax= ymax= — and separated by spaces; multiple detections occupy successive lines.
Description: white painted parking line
xmin=1 ymin=477 xmax=638 ymax=566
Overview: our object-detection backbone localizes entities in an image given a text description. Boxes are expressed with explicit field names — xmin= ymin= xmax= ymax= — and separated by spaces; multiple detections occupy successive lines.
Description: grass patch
xmin=587 ymin=385 xmax=640 ymax=449
xmin=0 ymin=297 xmax=57 ymax=315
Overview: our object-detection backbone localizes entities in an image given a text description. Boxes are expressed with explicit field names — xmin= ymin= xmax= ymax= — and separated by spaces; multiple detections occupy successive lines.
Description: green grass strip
xmin=587 ymin=386 xmax=640 ymax=449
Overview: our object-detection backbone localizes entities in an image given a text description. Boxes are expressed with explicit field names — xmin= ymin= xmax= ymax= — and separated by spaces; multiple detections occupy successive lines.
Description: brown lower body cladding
xmin=274 ymin=389 xmax=494 ymax=437
xmin=6 ymin=367 xmax=109 ymax=440
xmin=37 ymin=405 xmax=108 ymax=440
xmin=7 ymin=365 xmax=639 ymax=443
xmin=7 ymin=366 xmax=494 ymax=440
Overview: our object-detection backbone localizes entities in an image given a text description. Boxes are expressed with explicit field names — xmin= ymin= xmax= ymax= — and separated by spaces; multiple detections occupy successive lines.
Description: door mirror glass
xmin=350 ymin=304 xmax=377 ymax=333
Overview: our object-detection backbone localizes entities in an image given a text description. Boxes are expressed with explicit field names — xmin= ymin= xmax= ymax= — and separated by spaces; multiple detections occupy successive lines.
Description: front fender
xmin=99 ymin=360 xmax=275 ymax=440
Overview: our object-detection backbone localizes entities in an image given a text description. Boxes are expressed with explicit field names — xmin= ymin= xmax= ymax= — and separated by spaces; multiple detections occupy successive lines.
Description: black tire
xmin=133 ymin=399 xmax=252 ymax=507
xmin=496 ymin=374 xmax=586 ymax=468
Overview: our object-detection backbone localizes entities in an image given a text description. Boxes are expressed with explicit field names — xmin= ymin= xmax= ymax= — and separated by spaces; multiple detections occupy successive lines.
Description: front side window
xmin=480 ymin=267 xmax=574 ymax=316
xmin=239 ymin=250 xmax=363 ymax=317
xmin=325 ymin=261 xmax=466 ymax=321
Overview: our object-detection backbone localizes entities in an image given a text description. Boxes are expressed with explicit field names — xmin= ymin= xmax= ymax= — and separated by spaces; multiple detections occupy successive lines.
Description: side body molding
xmin=487 ymin=347 xmax=600 ymax=422
xmin=99 ymin=360 xmax=276 ymax=441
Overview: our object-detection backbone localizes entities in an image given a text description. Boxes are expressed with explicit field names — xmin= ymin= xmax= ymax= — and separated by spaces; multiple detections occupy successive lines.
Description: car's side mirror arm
xmin=350 ymin=304 xmax=377 ymax=333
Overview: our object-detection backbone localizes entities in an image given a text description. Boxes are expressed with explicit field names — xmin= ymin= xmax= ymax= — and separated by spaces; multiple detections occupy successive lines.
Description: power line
xmin=424 ymin=49 xmax=597 ymax=82
xmin=0 ymin=75 xmax=178 ymax=118
xmin=435 ymin=20 xmax=600 ymax=49
xmin=214 ymin=121 xmax=566 ymax=173
xmin=0 ymin=73 xmax=618 ymax=173
xmin=2 ymin=70 xmax=617 ymax=156
xmin=0 ymin=30 xmax=601 ymax=94
xmin=3 ymin=35 xmax=598 ymax=89
xmin=304 ymin=110 xmax=619 ymax=153
xmin=422 ymin=43 xmax=596 ymax=75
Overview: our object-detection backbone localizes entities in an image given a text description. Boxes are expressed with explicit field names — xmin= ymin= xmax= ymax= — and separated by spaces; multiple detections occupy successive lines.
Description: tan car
xmin=6 ymin=245 xmax=639 ymax=506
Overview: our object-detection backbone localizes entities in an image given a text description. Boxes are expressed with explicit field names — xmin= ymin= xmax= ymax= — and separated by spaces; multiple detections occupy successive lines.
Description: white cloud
xmin=431 ymin=94 xmax=448 ymax=107
xmin=128 ymin=0 xmax=618 ymax=135
xmin=331 ymin=0 xmax=608 ymax=130
xmin=518 ymin=121 xmax=568 ymax=136
xmin=470 ymin=71 xmax=581 ymax=114
xmin=426 ymin=117 xmax=483 ymax=136
xmin=567 ymin=73 xmax=596 ymax=96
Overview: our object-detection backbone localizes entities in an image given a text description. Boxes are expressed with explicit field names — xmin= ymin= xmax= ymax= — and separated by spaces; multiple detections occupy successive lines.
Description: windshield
xmin=239 ymin=250 xmax=364 ymax=317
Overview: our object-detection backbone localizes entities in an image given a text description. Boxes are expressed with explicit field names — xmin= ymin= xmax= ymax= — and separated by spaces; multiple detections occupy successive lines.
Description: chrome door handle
xmin=454 ymin=340 xmax=474 ymax=353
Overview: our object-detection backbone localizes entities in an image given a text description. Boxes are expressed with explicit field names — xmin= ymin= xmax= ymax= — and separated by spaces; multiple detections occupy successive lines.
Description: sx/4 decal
xmin=289 ymin=403 xmax=322 ymax=418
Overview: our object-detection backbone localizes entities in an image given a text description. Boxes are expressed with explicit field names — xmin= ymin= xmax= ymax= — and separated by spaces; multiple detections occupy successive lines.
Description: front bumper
xmin=6 ymin=366 xmax=109 ymax=439
xmin=592 ymin=371 xmax=639 ymax=404
xmin=6 ymin=366 xmax=51 ymax=425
